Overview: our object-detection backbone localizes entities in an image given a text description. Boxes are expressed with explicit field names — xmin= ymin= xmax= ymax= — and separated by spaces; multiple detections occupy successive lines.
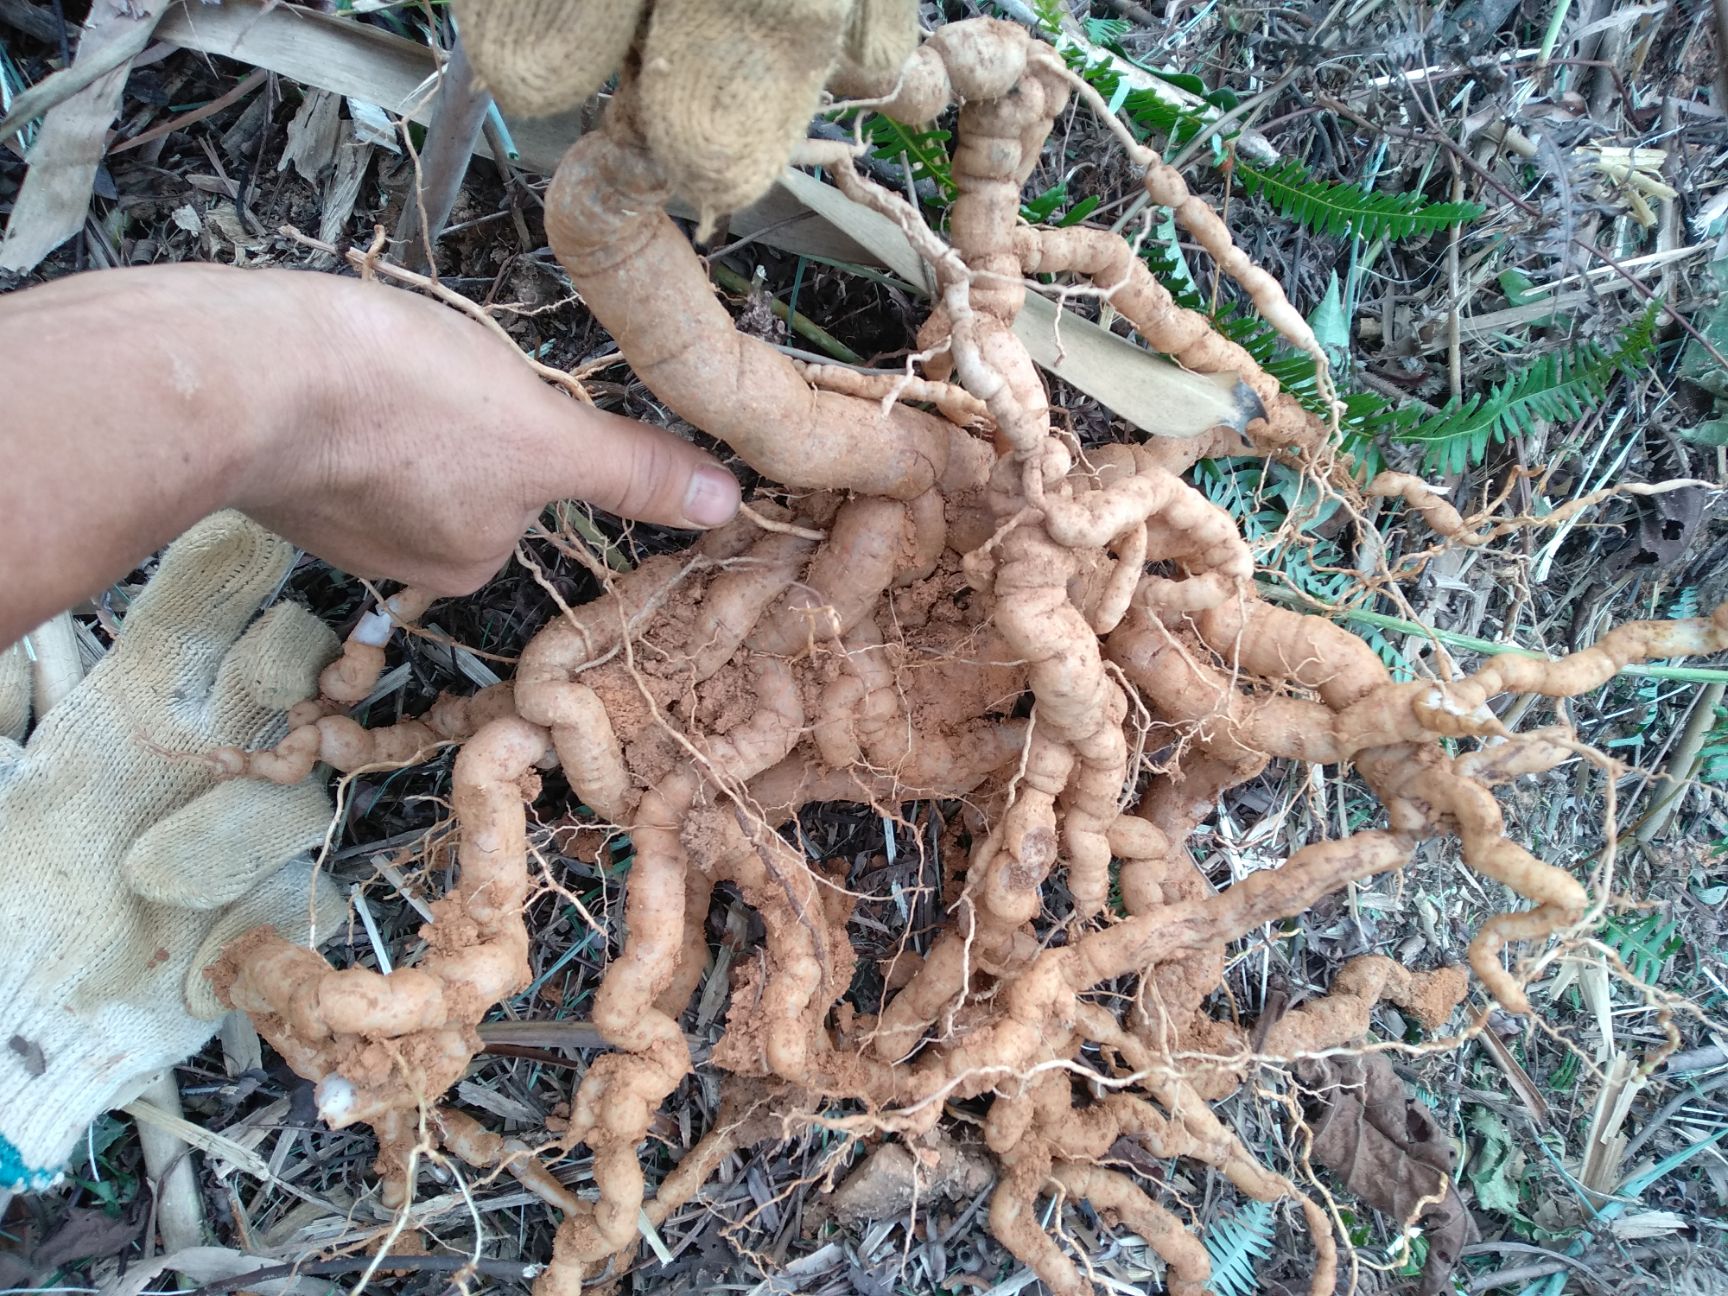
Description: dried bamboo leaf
xmin=765 ymin=167 xmax=1265 ymax=441
xmin=0 ymin=0 xmax=173 ymax=273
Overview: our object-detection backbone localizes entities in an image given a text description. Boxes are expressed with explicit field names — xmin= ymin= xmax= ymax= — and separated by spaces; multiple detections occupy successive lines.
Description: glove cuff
xmin=0 ymin=1027 xmax=110 ymax=1190
xmin=0 ymin=996 xmax=213 ymax=1192
xmin=0 ymin=1131 xmax=61 ymax=1192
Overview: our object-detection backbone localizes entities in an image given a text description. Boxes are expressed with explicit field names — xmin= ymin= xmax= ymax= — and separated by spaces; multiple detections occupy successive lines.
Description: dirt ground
xmin=2 ymin=1 xmax=1727 ymax=1293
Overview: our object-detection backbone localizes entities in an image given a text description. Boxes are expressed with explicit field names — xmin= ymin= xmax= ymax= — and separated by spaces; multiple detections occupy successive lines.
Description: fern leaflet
xmin=1393 ymin=306 xmax=1659 ymax=475
xmin=1237 ymin=159 xmax=1482 ymax=242
xmin=1602 ymin=910 xmax=1683 ymax=982
xmin=858 ymin=114 xmax=956 ymax=204
xmin=1669 ymin=586 xmax=1704 ymax=621
xmin=1051 ymin=45 xmax=1225 ymax=152
xmin=1203 ymin=1198 xmax=1275 ymax=1296
xmin=1136 ymin=241 xmax=1402 ymax=466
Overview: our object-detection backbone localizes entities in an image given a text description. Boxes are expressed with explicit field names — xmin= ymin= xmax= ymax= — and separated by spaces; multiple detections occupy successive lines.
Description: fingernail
xmin=682 ymin=466 xmax=740 ymax=528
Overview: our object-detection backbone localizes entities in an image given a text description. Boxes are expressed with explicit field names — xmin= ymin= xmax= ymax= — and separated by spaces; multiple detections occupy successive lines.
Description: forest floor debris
xmin=3 ymin=1 xmax=1728 ymax=1294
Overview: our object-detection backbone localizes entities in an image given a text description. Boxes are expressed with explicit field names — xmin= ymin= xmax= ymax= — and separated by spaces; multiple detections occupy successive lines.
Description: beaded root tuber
xmin=211 ymin=19 xmax=1728 ymax=1295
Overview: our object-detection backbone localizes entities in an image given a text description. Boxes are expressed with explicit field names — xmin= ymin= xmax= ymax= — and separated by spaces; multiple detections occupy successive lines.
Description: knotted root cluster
xmin=208 ymin=20 xmax=1728 ymax=1295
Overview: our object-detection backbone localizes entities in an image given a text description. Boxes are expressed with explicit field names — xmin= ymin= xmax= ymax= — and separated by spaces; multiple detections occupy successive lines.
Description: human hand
xmin=0 ymin=512 xmax=343 ymax=1191
xmin=456 ymin=0 xmax=917 ymax=225
xmin=236 ymin=270 xmax=742 ymax=596
xmin=0 ymin=263 xmax=740 ymax=646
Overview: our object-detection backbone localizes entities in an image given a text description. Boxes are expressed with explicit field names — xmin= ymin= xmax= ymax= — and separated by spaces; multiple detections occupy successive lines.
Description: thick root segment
xmin=209 ymin=19 xmax=1728 ymax=1296
xmin=211 ymin=715 xmax=548 ymax=1131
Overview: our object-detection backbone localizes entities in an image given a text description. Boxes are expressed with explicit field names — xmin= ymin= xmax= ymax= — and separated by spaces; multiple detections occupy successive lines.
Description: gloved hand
xmin=455 ymin=0 xmax=918 ymax=224
xmin=0 ymin=512 xmax=344 ymax=1191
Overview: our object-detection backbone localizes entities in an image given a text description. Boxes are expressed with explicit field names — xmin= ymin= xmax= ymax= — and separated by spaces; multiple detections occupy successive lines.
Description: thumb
xmin=546 ymin=405 xmax=741 ymax=530
xmin=186 ymin=859 xmax=346 ymax=1020
xmin=122 ymin=778 xmax=336 ymax=910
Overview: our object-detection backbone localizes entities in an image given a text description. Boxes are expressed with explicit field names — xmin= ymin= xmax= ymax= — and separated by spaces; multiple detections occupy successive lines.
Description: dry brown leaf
xmin=820 ymin=1134 xmax=996 ymax=1226
xmin=1300 ymin=1053 xmax=1476 ymax=1296
xmin=27 ymin=1206 xmax=144 ymax=1273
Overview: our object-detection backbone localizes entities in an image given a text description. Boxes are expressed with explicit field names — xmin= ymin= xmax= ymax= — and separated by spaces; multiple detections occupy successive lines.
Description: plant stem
xmin=1633 ymin=679 xmax=1726 ymax=841
xmin=710 ymin=261 xmax=863 ymax=364
xmin=1260 ymin=587 xmax=1728 ymax=685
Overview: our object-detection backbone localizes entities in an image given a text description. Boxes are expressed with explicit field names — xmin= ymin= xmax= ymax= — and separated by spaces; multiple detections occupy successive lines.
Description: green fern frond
xmin=1041 ymin=36 xmax=1225 ymax=151
xmin=1393 ymin=307 xmax=1659 ymax=475
xmin=1120 ymin=84 xmax=1220 ymax=150
xmin=1237 ymin=159 xmax=1482 ymax=243
xmin=1135 ymin=241 xmax=1403 ymax=466
xmin=1203 ymin=1198 xmax=1275 ymax=1296
xmin=1700 ymin=706 xmax=1728 ymax=785
xmin=860 ymin=102 xmax=1412 ymax=456
xmin=1086 ymin=14 xmax=1132 ymax=43
xmin=1356 ymin=622 xmax=1414 ymax=681
xmin=1669 ymin=586 xmax=1703 ymax=620
xmin=1601 ymin=910 xmax=1683 ymax=982
xmin=1013 ymin=26 xmax=1445 ymax=440
xmin=1029 ymin=0 xmax=1066 ymax=30
xmin=1022 ymin=181 xmax=1102 ymax=227
xmin=859 ymin=114 xmax=956 ymax=204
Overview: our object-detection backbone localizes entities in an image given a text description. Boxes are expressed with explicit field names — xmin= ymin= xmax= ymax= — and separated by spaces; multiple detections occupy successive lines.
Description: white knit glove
xmin=456 ymin=0 xmax=917 ymax=220
xmin=0 ymin=513 xmax=343 ymax=1191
